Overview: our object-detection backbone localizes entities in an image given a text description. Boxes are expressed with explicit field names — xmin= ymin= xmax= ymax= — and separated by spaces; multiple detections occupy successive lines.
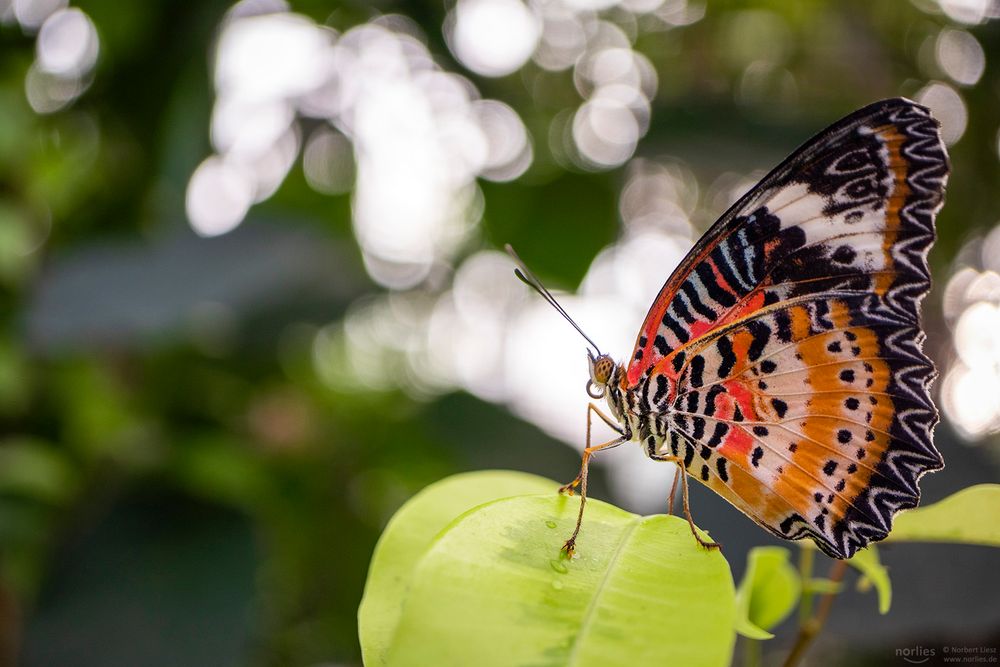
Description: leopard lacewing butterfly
xmin=509 ymin=98 xmax=948 ymax=559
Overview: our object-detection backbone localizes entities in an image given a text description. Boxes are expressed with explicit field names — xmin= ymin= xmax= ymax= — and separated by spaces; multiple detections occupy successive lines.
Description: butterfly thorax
xmin=601 ymin=364 xmax=675 ymax=455
xmin=602 ymin=363 xmax=628 ymax=430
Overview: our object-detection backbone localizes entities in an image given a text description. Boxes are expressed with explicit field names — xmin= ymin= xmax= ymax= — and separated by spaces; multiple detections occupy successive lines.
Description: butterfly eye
xmin=592 ymin=355 xmax=615 ymax=384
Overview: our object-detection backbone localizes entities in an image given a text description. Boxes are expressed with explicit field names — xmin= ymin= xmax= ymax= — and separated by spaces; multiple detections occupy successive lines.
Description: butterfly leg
xmin=650 ymin=454 xmax=721 ymax=551
xmin=678 ymin=463 xmax=722 ymax=551
xmin=561 ymin=435 xmax=626 ymax=555
xmin=666 ymin=468 xmax=681 ymax=516
xmin=558 ymin=403 xmax=622 ymax=496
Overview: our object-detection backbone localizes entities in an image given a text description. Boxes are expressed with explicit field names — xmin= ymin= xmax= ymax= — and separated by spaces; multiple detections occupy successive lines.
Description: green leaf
xmin=734 ymin=546 xmax=800 ymax=638
xmin=847 ymin=546 xmax=891 ymax=614
xmin=383 ymin=494 xmax=736 ymax=667
xmin=887 ymin=484 xmax=1000 ymax=547
xmin=358 ymin=470 xmax=556 ymax=667
xmin=735 ymin=614 xmax=774 ymax=640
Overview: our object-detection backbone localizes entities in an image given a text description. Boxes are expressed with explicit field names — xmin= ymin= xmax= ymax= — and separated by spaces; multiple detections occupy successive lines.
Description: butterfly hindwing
xmin=631 ymin=98 xmax=947 ymax=558
xmin=662 ymin=295 xmax=938 ymax=557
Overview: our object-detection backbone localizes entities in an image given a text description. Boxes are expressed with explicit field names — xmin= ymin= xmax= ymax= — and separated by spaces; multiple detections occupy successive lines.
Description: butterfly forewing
xmin=628 ymin=99 xmax=947 ymax=558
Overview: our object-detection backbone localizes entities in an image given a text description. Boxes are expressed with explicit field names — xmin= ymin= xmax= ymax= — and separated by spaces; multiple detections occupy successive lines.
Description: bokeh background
xmin=1 ymin=0 xmax=999 ymax=664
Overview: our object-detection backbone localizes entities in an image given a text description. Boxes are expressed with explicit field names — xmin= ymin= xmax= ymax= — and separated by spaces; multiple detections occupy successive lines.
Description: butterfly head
xmin=586 ymin=350 xmax=617 ymax=399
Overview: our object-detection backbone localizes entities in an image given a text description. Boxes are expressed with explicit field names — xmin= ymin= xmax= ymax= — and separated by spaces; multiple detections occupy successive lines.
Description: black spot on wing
xmin=775 ymin=309 xmax=793 ymax=343
xmin=710 ymin=243 xmax=750 ymax=294
xmin=706 ymin=422 xmax=729 ymax=447
xmin=745 ymin=320 xmax=771 ymax=361
xmin=686 ymin=391 xmax=699 ymax=413
xmin=689 ymin=355 xmax=705 ymax=388
xmin=779 ymin=513 xmax=805 ymax=535
xmin=671 ymin=294 xmax=696 ymax=325
xmin=696 ymin=262 xmax=737 ymax=308
xmin=653 ymin=375 xmax=670 ymax=404
xmin=671 ymin=351 xmax=686 ymax=373
xmin=680 ymin=280 xmax=717 ymax=320
xmin=717 ymin=336 xmax=736 ymax=377
xmin=813 ymin=299 xmax=832 ymax=330
xmin=716 ymin=458 xmax=729 ymax=483
xmin=661 ymin=312 xmax=690 ymax=344
xmin=703 ymin=385 xmax=725 ymax=417
xmin=654 ymin=335 xmax=670 ymax=356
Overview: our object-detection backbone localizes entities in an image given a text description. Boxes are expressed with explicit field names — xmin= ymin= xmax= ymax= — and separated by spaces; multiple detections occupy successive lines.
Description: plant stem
xmin=782 ymin=558 xmax=848 ymax=667
xmin=744 ymin=635 xmax=762 ymax=667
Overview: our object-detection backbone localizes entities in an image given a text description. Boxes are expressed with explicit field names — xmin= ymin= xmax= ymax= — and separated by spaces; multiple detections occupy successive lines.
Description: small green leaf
xmin=385 ymin=494 xmax=736 ymax=667
xmin=847 ymin=546 xmax=891 ymax=614
xmin=735 ymin=546 xmax=800 ymax=638
xmin=803 ymin=578 xmax=844 ymax=595
xmin=358 ymin=470 xmax=555 ymax=667
xmin=735 ymin=615 xmax=773 ymax=640
xmin=887 ymin=484 xmax=1000 ymax=547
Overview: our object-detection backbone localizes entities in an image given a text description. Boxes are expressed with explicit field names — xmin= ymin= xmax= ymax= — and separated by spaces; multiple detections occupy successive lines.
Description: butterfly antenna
xmin=505 ymin=244 xmax=603 ymax=356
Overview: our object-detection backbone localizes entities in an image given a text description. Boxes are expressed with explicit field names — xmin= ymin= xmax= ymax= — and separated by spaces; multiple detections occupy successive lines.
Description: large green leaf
xmin=358 ymin=470 xmax=556 ymax=667
xmin=887 ymin=484 xmax=1000 ymax=546
xmin=735 ymin=546 xmax=800 ymax=638
xmin=383 ymin=494 xmax=736 ymax=667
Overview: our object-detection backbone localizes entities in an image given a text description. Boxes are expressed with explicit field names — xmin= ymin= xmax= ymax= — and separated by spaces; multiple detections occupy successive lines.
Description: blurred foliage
xmin=0 ymin=0 xmax=999 ymax=666
xmin=887 ymin=483 xmax=1000 ymax=545
xmin=735 ymin=547 xmax=800 ymax=639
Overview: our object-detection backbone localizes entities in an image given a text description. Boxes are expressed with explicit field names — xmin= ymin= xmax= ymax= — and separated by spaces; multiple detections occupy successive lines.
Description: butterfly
xmin=509 ymin=97 xmax=948 ymax=559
